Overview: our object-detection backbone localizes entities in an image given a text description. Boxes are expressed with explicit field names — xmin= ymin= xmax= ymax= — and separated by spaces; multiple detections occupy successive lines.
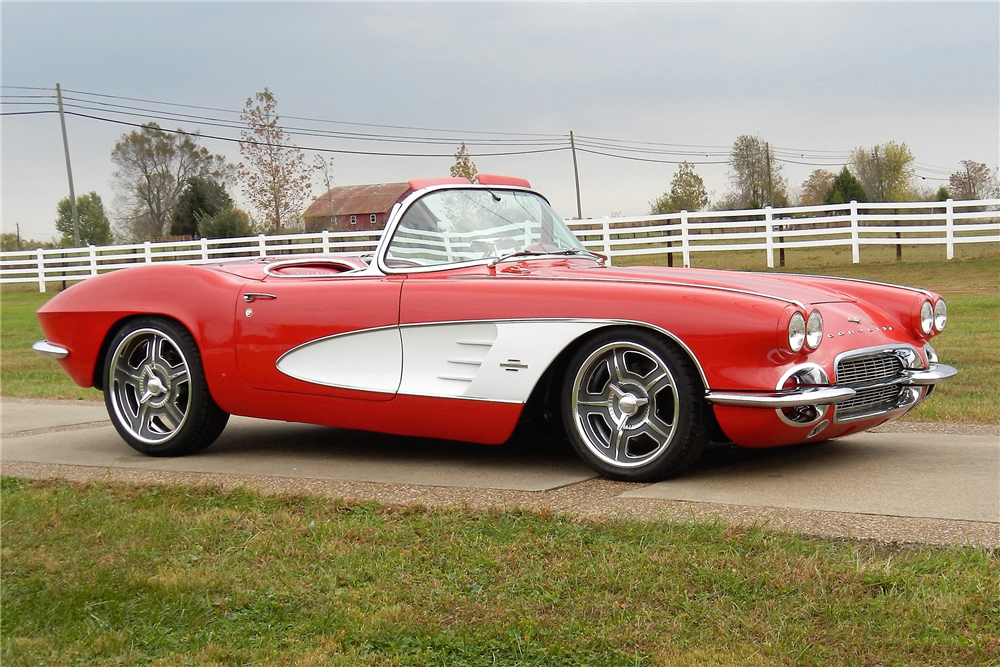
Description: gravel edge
xmin=2 ymin=460 xmax=997 ymax=549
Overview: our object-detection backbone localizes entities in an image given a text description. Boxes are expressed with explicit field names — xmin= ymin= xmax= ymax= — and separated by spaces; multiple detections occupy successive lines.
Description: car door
xmin=235 ymin=275 xmax=404 ymax=401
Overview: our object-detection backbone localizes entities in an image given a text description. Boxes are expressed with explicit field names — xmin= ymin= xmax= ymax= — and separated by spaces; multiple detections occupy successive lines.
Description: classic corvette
xmin=34 ymin=175 xmax=957 ymax=481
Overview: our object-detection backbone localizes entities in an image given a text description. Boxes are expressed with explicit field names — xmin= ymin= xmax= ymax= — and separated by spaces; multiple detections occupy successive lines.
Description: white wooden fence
xmin=2 ymin=199 xmax=997 ymax=292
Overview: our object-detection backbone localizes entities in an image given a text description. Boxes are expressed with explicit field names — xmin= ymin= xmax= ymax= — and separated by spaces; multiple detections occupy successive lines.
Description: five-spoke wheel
xmin=563 ymin=329 xmax=708 ymax=481
xmin=104 ymin=318 xmax=228 ymax=456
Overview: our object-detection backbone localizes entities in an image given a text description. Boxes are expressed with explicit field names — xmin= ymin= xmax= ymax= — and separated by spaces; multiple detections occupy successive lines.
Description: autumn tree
xmin=849 ymin=141 xmax=914 ymax=202
xmin=948 ymin=160 xmax=998 ymax=200
xmin=650 ymin=162 xmax=709 ymax=213
xmin=450 ymin=143 xmax=478 ymax=182
xmin=824 ymin=167 xmax=868 ymax=204
xmin=111 ymin=123 xmax=231 ymax=241
xmin=55 ymin=191 xmax=112 ymax=247
xmin=798 ymin=169 xmax=835 ymax=206
xmin=239 ymin=89 xmax=312 ymax=234
xmin=170 ymin=178 xmax=233 ymax=237
xmin=727 ymin=134 xmax=787 ymax=208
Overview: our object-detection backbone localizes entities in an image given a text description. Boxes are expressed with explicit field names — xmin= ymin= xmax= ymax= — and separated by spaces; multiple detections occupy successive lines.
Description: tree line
xmin=650 ymin=134 xmax=999 ymax=215
xmin=13 ymin=104 xmax=999 ymax=251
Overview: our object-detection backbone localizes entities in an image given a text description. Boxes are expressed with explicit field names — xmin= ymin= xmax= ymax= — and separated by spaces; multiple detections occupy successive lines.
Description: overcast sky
xmin=2 ymin=2 xmax=998 ymax=242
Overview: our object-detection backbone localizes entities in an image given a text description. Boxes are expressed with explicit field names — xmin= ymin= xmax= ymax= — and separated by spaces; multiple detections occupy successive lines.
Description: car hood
xmin=533 ymin=261 xmax=865 ymax=306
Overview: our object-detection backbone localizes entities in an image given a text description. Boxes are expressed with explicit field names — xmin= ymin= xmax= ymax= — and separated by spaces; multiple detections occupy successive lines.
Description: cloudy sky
xmin=2 ymin=2 xmax=998 ymax=242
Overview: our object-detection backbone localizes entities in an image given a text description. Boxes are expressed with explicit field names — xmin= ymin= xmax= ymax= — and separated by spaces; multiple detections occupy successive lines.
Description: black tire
xmin=103 ymin=317 xmax=229 ymax=456
xmin=561 ymin=328 xmax=709 ymax=482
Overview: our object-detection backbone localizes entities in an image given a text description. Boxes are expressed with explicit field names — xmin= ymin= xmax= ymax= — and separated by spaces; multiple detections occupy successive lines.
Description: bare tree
xmin=948 ymin=160 xmax=998 ymax=200
xmin=110 ymin=123 xmax=230 ymax=241
xmin=238 ymin=89 xmax=312 ymax=234
xmin=727 ymin=135 xmax=787 ymax=208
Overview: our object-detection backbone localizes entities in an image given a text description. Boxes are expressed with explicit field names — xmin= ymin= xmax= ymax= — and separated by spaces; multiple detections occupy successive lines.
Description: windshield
xmin=383 ymin=188 xmax=586 ymax=268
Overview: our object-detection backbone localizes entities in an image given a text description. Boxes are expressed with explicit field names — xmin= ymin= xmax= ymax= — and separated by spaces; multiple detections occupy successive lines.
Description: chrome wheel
xmin=103 ymin=318 xmax=229 ymax=456
xmin=109 ymin=328 xmax=191 ymax=444
xmin=563 ymin=329 xmax=709 ymax=481
xmin=571 ymin=341 xmax=679 ymax=468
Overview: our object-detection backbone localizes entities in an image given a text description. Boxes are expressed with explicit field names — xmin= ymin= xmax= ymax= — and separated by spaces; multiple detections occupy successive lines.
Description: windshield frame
xmin=375 ymin=184 xmax=587 ymax=275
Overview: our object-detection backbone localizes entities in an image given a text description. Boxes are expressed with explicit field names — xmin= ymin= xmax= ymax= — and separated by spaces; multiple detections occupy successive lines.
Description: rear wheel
xmin=562 ymin=329 xmax=709 ymax=482
xmin=104 ymin=318 xmax=228 ymax=456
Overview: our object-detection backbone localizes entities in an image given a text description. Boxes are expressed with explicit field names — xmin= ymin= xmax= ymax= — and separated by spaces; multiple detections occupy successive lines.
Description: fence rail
xmin=3 ymin=199 xmax=997 ymax=292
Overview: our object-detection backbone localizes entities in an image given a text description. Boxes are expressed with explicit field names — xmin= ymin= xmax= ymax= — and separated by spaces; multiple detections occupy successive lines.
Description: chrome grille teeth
xmin=834 ymin=351 xmax=909 ymax=421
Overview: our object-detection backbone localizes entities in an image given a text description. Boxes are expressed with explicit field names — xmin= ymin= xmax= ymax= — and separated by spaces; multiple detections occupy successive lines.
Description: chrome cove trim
xmin=706 ymin=386 xmax=856 ymax=408
xmin=271 ymin=317 xmax=712 ymax=403
xmin=32 ymin=340 xmax=69 ymax=359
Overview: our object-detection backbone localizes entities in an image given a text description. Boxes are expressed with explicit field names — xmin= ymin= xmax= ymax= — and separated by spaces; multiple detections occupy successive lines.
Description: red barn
xmin=303 ymin=182 xmax=410 ymax=233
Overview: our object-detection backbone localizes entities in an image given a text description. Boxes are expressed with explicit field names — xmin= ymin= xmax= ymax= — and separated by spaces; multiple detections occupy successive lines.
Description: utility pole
xmin=16 ymin=223 xmax=21 ymax=250
xmin=569 ymin=131 xmax=582 ymax=219
xmin=56 ymin=83 xmax=80 ymax=247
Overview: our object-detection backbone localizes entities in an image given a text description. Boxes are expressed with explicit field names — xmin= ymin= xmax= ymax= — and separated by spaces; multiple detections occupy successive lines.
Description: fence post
xmin=680 ymin=210 xmax=691 ymax=268
xmin=849 ymin=200 xmax=860 ymax=264
xmin=601 ymin=217 xmax=612 ymax=259
xmin=945 ymin=198 xmax=955 ymax=260
xmin=200 ymin=238 xmax=209 ymax=262
xmin=322 ymin=229 xmax=331 ymax=254
xmin=258 ymin=234 xmax=267 ymax=257
xmin=764 ymin=207 xmax=775 ymax=269
xmin=89 ymin=245 xmax=98 ymax=277
xmin=36 ymin=248 xmax=46 ymax=293
xmin=143 ymin=241 xmax=152 ymax=264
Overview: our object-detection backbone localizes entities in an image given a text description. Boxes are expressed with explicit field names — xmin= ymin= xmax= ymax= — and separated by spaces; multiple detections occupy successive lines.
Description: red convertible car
xmin=34 ymin=176 xmax=957 ymax=481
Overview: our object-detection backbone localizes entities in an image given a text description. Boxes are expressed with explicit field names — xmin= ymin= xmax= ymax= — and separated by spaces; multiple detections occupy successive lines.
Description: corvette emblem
xmin=848 ymin=317 xmax=861 ymax=324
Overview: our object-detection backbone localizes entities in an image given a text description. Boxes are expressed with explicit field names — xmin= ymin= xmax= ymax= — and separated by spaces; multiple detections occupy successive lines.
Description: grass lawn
xmin=3 ymin=254 xmax=997 ymax=421
xmin=2 ymin=478 xmax=998 ymax=667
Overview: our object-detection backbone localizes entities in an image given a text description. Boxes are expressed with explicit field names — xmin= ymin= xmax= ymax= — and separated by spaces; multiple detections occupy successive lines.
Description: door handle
xmin=243 ymin=292 xmax=277 ymax=303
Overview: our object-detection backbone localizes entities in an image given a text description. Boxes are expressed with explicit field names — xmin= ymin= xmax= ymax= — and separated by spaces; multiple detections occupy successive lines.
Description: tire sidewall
xmin=561 ymin=327 xmax=707 ymax=482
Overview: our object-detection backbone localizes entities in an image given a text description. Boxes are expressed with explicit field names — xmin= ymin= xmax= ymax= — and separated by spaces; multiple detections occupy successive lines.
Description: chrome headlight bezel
xmin=933 ymin=299 xmax=947 ymax=332
xmin=788 ymin=312 xmax=806 ymax=353
xmin=805 ymin=310 xmax=823 ymax=350
xmin=919 ymin=300 xmax=934 ymax=335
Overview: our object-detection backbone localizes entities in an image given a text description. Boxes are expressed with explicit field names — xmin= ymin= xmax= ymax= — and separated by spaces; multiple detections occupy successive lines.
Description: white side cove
xmin=275 ymin=320 xmax=607 ymax=403
xmin=276 ymin=327 xmax=403 ymax=393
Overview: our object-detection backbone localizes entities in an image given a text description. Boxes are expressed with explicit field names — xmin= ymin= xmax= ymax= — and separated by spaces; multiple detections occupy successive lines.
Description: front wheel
xmin=104 ymin=318 xmax=229 ymax=456
xmin=562 ymin=329 xmax=709 ymax=482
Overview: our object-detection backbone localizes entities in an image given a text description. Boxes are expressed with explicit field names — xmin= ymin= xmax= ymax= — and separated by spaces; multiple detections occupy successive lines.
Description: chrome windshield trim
xmin=706 ymin=386 xmax=857 ymax=408
xmin=374 ymin=183 xmax=543 ymax=276
xmin=32 ymin=340 xmax=69 ymax=359
xmin=902 ymin=364 xmax=958 ymax=386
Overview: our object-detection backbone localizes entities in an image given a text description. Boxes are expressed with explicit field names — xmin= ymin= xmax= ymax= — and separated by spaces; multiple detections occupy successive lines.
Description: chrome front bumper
xmin=32 ymin=340 xmax=69 ymax=359
xmin=705 ymin=363 xmax=957 ymax=409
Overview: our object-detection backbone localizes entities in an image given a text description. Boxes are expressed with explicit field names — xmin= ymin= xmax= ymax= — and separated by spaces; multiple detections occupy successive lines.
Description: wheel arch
xmin=522 ymin=321 xmax=711 ymax=427
xmin=92 ymin=313 xmax=202 ymax=391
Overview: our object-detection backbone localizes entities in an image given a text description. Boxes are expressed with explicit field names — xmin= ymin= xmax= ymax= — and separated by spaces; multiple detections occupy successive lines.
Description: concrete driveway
xmin=2 ymin=399 xmax=998 ymax=525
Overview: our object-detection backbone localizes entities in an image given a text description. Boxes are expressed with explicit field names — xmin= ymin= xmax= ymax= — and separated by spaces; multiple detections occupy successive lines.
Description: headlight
xmin=805 ymin=310 xmax=823 ymax=350
xmin=919 ymin=300 xmax=934 ymax=335
xmin=934 ymin=299 xmax=947 ymax=332
xmin=788 ymin=312 xmax=806 ymax=353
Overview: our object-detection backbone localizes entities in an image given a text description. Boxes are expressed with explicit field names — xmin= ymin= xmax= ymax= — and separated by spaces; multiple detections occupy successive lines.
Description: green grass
xmin=2 ymin=254 xmax=998 ymax=421
xmin=2 ymin=478 xmax=998 ymax=667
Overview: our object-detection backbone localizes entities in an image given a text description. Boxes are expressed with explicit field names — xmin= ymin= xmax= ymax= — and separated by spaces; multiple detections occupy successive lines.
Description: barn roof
xmin=304 ymin=182 xmax=410 ymax=218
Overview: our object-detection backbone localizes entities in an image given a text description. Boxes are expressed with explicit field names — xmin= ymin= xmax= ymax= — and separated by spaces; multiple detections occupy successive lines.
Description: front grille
xmin=835 ymin=385 xmax=904 ymax=420
xmin=834 ymin=349 xmax=910 ymax=421
xmin=836 ymin=353 xmax=903 ymax=387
